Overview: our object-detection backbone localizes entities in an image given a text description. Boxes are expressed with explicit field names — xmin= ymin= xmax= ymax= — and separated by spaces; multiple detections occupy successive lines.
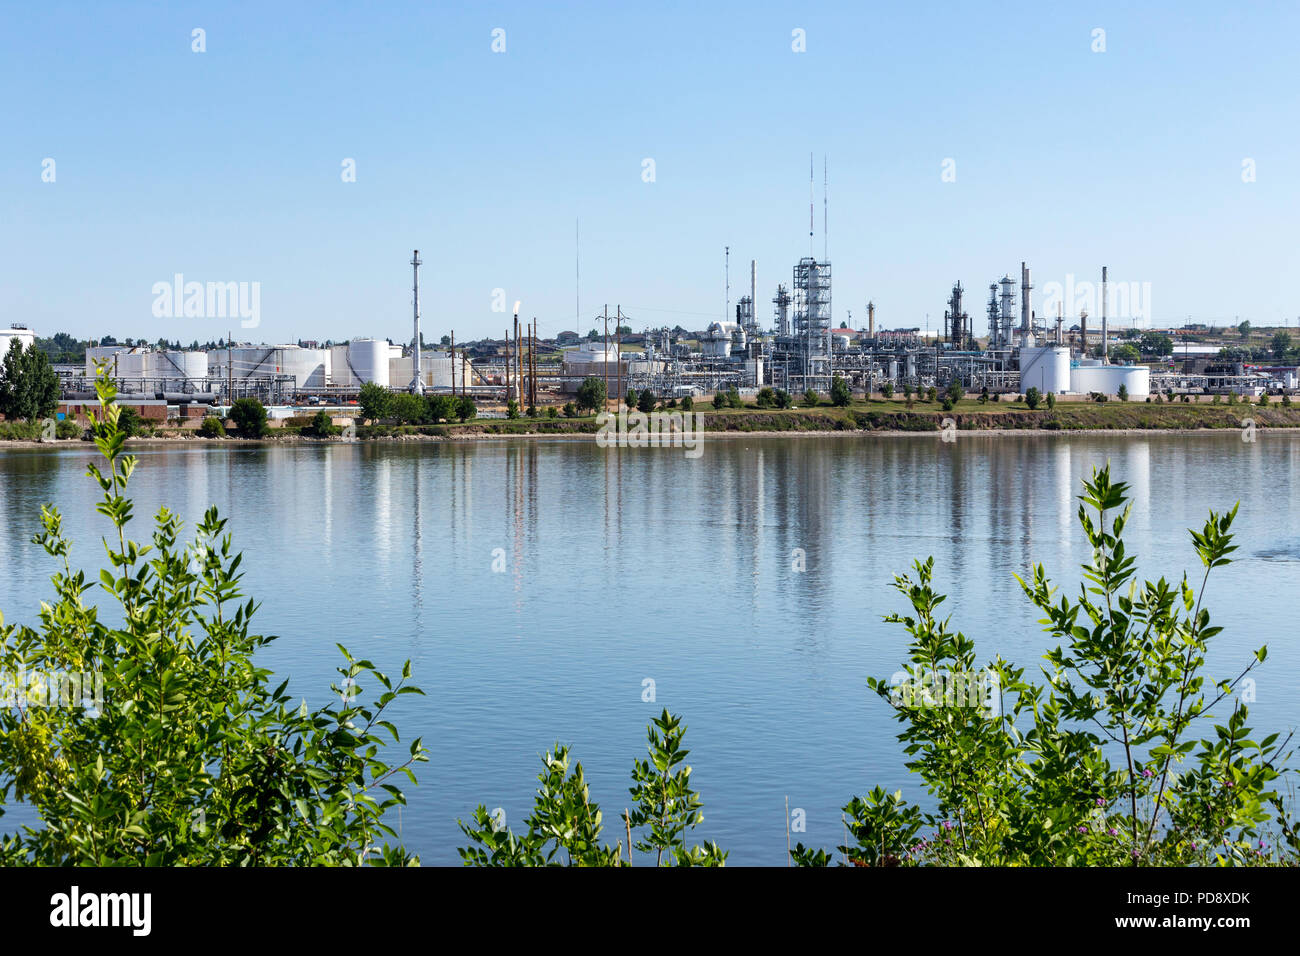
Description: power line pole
xmin=603 ymin=304 xmax=610 ymax=411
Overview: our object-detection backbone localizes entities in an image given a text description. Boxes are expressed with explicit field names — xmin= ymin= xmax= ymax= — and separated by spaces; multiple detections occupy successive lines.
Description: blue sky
xmin=3 ymin=1 xmax=1297 ymax=344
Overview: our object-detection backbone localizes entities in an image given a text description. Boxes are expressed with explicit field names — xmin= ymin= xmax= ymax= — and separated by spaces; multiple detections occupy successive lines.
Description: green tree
xmin=1046 ymin=391 xmax=1056 ymax=410
xmin=1141 ymin=332 xmax=1174 ymax=356
xmin=625 ymin=388 xmax=638 ymax=410
xmin=726 ymin=388 xmax=743 ymax=409
xmin=1238 ymin=320 xmax=1252 ymax=339
xmin=1024 ymin=386 xmax=1042 ymax=410
xmin=506 ymin=399 xmax=521 ymax=419
xmin=637 ymin=389 xmax=656 ymax=413
xmin=229 ymin=398 xmax=268 ymax=438
xmin=830 ymin=375 xmax=852 ymax=407
xmin=0 ymin=371 xmax=427 ymax=864
xmin=198 ymin=416 xmax=226 ymax=438
xmin=946 ymin=381 xmax=963 ymax=405
xmin=357 ymin=382 xmax=391 ymax=422
xmin=454 ymin=396 xmax=476 ymax=422
xmin=755 ymin=387 xmax=776 ymax=409
xmin=1271 ymin=331 xmax=1292 ymax=361
xmin=576 ymin=377 xmax=606 ymax=413
xmin=881 ymin=382 xmax=895 ymax=400
xmin=680 ymin=395 xmax=693 ymax=412
xmin=774 ymin=389 xmax=794 ymax=409
xmin=0 ymin=340 xmax=61 ymax=422
xmin=1118 ymin=384 xmax=1129 ymax=402
xmin=389 ymin=393 xmax=427 ymax=425
xmin=712 ymin=392 xmax=726 ymax=410
xmin=803 ymin=388 xmax=820 ymax=407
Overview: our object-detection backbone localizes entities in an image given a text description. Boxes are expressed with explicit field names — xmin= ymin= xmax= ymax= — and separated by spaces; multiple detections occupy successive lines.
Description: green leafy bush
xmin=830 ymin=375 xmax=852 ymax=407
xmin=458 ymin=710 xmax=724 ymax=867
xmin=793 ymin=465 xmax=1296 ymax=866
xmin=229 ymin=398 xmax=267 ymax=438
xmin=1024 ymin=386 xmax=1042 ymax=410
xmin=198 ymin=416 xmax=226 ymax=438
xmin=0 ymin=372 xmax=427 ymax=864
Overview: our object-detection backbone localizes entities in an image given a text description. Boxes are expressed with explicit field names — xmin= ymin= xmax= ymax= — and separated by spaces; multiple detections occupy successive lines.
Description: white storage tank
xmin=1070 ymin=364 xmax=1150 ymax=398
xmin=1019 ymin=345 xmax=1071 ymax=395
xmin=345 ymin=338 xmax=390 ymax=388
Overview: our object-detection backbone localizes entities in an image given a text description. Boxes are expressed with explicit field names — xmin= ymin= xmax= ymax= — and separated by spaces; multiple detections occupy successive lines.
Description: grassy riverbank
xmin=6 ymin=396 xmax=1298 ymax=444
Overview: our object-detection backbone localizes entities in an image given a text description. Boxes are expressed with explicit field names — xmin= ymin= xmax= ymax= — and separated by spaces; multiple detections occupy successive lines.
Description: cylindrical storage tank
xmin=347 ymin=338 xmax=389 ymax=387
xmin=1070 ymin=364 xmax=1150 ymax=398
xmin=276 ymin=347 xmax=329 ymax=390
xmin=1019 ymin=345 xmax=1070 ymax=395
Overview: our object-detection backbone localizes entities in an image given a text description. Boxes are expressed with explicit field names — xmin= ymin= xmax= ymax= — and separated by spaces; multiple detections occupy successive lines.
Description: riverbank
xmin=3 ymin=398 xmax=1296 ymax=447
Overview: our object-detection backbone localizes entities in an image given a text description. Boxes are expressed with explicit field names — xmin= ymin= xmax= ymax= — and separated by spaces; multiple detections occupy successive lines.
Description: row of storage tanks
xmin=1019 ymin=346 xmax=1151 ymax=397
xmin=85 ymin=340 xmax=468 ymax=392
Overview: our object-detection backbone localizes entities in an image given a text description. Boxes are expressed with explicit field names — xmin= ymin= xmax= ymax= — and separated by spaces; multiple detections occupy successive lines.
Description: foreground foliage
xmin=0 ymin=372 xmax=427 ymax=864
xmin=457 ymin=709 xmax=726 ymax=866
xmin=792 ymin=464 xmax=1296 ymax=866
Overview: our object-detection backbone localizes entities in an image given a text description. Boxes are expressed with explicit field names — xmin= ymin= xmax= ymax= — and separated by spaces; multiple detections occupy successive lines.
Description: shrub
xmin=506 ymin=399 xmax=521 ymax=420
xmin=941 ymin=398 xmax=954 ymax=412
xmin=308 ymin=409 xmax=338 ymax=437
xmin=457 ymin=710 xmax=724 ymax=867
xmin=625 ymin=389 xmax=638 ymax=410
xmin=1118 ymin=384 xmax=1129 ymax=402
xmin=926 ymin=386 xmax=938 ymax=403
xmin=1046 ymin=392 xmax=1056 ymax=410
xmin=792 ymin=465 xmax=1296 ymax=866
xmin=0 ymin=371 xmax=427 ymax=864
xmin=198 ymin=416 xmax=226 ymax=438
xmin=830 ymin=375 xmax=852 ymax=407
xmin=726 ymin=388 xmax=743 ymax=409
xmin=881 ymin=382 xmax=894 ymax=400
xmin=712 ymin=392 xmax=726 ymax=410
xmin=455 ymin=396 xmax=476 ymax=422
xmin=1024 ymin=387 xmax=1042 ymax=410
xmin=1258 ymin=393 xmax=1270 ymax=407
xmin=755 ymin=387 xmax=776 ymax=409
xmin=803 ymin=389 xmax=820 ymax=407
xmin=945 ymin=381 xmax=963 ymax=405
xmin=229 ymin=397 xmax=268 ymax=438
xmin=546 ymin=406 xmax=558 ymax=418
xmin=680 ymin=395 xmax=694 ymax=412
xmin=637 ymin=389 xmax=656 ymax=413
xmin=55 ymin=419 xmax=82 ymax=440
xmin=562 ymin=402 xmax=578 ymax=418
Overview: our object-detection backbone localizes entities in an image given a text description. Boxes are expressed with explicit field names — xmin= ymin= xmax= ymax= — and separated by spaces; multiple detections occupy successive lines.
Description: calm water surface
xmin=2 ymin=433 xmax=1299 ymax=865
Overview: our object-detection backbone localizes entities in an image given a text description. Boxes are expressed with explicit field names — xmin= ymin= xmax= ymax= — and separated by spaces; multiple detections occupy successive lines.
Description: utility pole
xmin=616 ymin=307 xmax=623 ymax=410
xmin=450 ymin=330 xmax=455 ymax=395
xmin=603 ymin=304 xmax=610 ymax=411
xmin=227 ymin=330 xmax=232 ymax=402
xmin=504 ymin=327 xmax=511 ymax=403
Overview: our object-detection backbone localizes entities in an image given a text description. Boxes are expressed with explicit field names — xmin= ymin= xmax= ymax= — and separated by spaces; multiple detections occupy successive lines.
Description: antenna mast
xmin=410 ymin=249 xmax=423 ymax=395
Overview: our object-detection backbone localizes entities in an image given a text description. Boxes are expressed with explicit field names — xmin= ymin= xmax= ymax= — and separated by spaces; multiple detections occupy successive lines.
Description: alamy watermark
xmin=2 ymin=666 xmax=104 ymax=714
xmin=1040 ymin=273 xmax=1151 ymax=324
xmin=595 ymin=409 xmax=704 ymax=459
xmin=889 ymin=667 xmax=1001 ymax=717
xmin=151 ymin=274 xmax=261 ymax=328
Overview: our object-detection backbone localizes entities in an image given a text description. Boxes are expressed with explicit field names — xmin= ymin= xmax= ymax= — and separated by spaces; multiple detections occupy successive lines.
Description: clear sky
xmin=3 ymin=1 xmax=1298 ymax=345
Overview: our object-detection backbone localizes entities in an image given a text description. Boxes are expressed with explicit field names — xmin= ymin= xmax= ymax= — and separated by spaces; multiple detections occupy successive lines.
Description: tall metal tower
xmin=410 ymin=249 xmax=423 ymax=395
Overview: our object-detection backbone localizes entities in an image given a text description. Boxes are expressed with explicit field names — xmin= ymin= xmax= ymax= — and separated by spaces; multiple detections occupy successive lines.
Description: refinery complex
xmin=9 ymin=244 xmax=1291 ymax=415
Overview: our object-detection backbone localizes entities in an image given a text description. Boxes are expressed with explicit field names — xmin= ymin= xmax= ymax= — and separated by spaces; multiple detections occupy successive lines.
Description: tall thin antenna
xmin=823 ymin=154 xmax=828 ymax=261
xmin=725 ymin=246 xmax=730 ymax=322
xmin=808 ymin=152 xmax=814 ymax=257
xmin=410 ymin=249 xmax=423 ymax=395
xmin=575 ymin=218 xmax=580 ymax=329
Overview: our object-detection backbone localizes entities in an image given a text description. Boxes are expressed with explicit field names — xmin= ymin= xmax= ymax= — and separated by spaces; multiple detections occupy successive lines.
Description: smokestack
xmin=1020 ymin=262 xmax=1032 ymax=345
xmin=1101 ymin=266 xmax=1109 ymax=363
xmin=751 ymin=260 xmax=756 ymax=332
xmin=868 ymin=301 xmax=875 ymax=338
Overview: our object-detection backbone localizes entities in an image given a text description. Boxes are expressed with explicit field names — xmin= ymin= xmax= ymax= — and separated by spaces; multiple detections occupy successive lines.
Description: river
xmin=1 ymin=432 xmax=1298 ymax=864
